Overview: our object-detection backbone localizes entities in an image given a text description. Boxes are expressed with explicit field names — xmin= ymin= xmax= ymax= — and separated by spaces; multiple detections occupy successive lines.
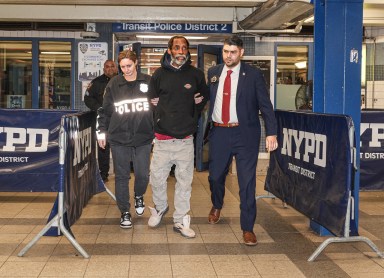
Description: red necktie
xmin=222 ymin=70 xmax=233 ymax=124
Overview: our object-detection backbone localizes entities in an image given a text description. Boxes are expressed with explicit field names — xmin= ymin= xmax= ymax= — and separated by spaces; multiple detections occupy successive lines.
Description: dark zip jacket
xmin=84 ymin=74 xmax=111 ymax=111
xmin=97 ymin=73 xmax=154 ymax=146
xmin=148 ymin=51 xmax=209 ymax=138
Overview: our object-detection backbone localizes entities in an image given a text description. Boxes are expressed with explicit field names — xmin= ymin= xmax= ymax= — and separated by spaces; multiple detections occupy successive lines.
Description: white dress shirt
xmin=212 ymin=63 xmax=240 ymax=124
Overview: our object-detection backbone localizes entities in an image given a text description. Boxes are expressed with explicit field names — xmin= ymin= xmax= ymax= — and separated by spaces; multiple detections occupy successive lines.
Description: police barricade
xmin=0 ymin=109 xmax=108 ymax=258
xmin=265 ymin=110 xmax=383 ymax=261
xmin=360 ymin=109 xmax=384 ymax=190
xmin=0 ymin=109 xmax=76 ymax=191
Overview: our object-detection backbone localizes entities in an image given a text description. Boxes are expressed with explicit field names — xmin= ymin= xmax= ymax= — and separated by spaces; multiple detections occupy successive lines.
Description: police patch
xmin=140 ymin=83 xmax=148 ymax=93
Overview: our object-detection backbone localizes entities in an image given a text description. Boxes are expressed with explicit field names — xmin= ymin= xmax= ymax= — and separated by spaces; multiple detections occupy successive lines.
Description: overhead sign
xmin=112 ymin=22 xmax=232 ymax=34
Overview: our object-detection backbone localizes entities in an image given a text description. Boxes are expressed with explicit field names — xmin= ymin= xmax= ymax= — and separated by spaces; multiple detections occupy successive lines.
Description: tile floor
xmin=0 ymin=170 xmax=383 ymax=277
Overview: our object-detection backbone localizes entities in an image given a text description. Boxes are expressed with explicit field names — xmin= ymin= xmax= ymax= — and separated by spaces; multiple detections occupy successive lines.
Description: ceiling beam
xmin=0 ymin=5 xmax=250 ymax=22
xmin=0 ymin=0 xmax=266 ymax=7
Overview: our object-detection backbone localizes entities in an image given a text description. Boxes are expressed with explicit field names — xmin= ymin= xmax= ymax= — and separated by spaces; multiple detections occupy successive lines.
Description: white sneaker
xmin=173 ymin=215 xmax=195 ymax=238
xmin=134 ymin=195 xmax=145 ymax=216
xmin=120 ymin=212 xmax=132 ymax=229
xmin=148 ymin=206 xmax=169 ymax=228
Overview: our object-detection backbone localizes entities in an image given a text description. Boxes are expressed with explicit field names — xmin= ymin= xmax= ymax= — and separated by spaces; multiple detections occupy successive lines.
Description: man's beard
xmin=171 ymin=54 xmax=187 ymax=67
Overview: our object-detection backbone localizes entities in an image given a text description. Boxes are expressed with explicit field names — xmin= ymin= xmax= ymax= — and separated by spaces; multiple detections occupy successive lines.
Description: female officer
xmin=97 ymin=49 xmax=154 ymax=228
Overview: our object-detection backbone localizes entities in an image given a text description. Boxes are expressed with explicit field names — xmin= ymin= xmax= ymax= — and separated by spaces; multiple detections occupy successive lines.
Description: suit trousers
xmin=208 ymin=126 xmax=260 ymax=232
xmin=150 ymin=137 xmax=194 ymax=224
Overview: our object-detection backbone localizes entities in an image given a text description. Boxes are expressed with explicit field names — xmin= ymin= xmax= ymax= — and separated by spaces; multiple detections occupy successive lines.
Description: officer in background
xmin=84 ymin=59 xmax=117 ymax=181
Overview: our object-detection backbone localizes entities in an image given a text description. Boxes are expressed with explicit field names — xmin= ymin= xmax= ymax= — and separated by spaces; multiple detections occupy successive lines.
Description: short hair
xmin=224 ymin=35 xmax=243 ymax=48
xmin=118 ymin=49 xmax=137 ymax=64
xmin=103 ymin=59 xmax=115 ymax=66
xmin=168 ymin=35 xmax=190 ymax=50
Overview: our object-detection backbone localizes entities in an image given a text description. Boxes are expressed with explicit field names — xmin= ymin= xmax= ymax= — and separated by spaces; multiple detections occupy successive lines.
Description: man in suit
xmin=207 ymin=35 xmax=278 ymax=246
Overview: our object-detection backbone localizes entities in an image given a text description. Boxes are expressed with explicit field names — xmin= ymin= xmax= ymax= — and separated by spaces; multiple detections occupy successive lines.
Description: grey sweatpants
xmin=149 ymin=137 xmax=194 ymax=223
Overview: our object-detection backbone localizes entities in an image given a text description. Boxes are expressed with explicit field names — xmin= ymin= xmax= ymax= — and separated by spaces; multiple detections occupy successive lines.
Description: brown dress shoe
xmin=208 ymin=207 xmax=221 ymax=224
xmin=243 ymin=231 xmax=258 ymax=246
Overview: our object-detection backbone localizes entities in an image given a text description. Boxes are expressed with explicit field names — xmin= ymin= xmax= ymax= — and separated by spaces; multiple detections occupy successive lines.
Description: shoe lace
xmin=135 ymin=196 xmax=144 ymax=207
xmin=122 ymin=212 xmax=131 ymax=221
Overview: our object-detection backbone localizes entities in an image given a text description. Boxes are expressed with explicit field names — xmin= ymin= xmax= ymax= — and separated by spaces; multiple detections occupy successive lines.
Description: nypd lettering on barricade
xmin=360 ymin=123 xmax=384 ymax=148
xmin=360 ymin=123 xmax=384 ymax=160
xmin=72 ymin=127 xmax=92 ymax=166
xmin=288 ymin=162 xmax=300 ymax=173
xmin=361 ymin=152 xmax=384 ymax=159
xmin=281 ymin=128 xmax=327 ymax=167
xmin=288 ymin=162 xmax=315 ymax=179
xmin=0 ymin=156 xmax=29 ymax=162
xmin=360 ymin=111 xmax=384 ymax=190
xmin=113 ymin=22 xmax=232 ymax=34
xmin=77 ymin=162 xmax=89 ymax=178
xmin=114 ymin=98 xmax=149 ymax=115
xmin=0 ymin=127 xmax=49 ymax=152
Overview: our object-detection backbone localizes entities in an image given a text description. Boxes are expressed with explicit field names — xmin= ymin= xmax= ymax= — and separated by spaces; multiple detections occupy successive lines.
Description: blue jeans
xmin=110 ymin=143 xmax=152 ymax=213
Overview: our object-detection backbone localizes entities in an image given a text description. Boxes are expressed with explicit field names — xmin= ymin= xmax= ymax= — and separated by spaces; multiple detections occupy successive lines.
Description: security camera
xmin=80 ymin=31 xmax=100 ymax=40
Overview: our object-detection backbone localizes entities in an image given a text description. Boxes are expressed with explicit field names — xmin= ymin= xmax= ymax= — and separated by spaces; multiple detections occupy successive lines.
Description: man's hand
xmin=194 ymin=93 xmax=204 ymax=104
xmin=266 ymin=135 xmax=278 ymax=152
xmin=98 ymin=139 xmax=106 ymax=149
xmin=151 ymin=97 xmax=159 ymax=106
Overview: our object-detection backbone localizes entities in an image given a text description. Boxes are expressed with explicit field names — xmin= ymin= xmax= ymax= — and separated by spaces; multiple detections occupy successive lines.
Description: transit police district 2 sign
xmin=112 ymin=23 xmax=232 ymax=34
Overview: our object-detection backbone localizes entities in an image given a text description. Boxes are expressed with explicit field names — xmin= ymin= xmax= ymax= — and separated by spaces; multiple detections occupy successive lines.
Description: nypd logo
xmin=72 ymin=127 xmax=92 ymax=167
xmin=281 ymin=128 xmax=327 ymax=168
xmin=0 ymin=127 xmax=49 ymax=152
xmin=79 ymin=43 xmax=88 ymax=54
xmin=360 ymin=123 xmax=384 ymax=160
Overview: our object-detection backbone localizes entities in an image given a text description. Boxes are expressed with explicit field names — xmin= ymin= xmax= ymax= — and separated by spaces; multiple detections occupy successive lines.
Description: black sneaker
xmin=134 ymin=195 xmax=145 ymax=216
xmin=120 ymin=212 xmax=132 ymax=229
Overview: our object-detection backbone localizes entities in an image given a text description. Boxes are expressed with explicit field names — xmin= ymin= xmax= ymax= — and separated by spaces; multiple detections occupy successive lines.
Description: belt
xmin=213 ymin=122 xmax=239 ymax=128
xmin=155 ymin=132 xmax=192 ymax=140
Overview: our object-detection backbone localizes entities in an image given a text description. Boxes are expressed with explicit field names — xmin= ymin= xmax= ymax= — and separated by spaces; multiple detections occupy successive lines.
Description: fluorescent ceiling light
xmin=295 ymin=61 xmax=307 ymax=69
xmin=41 ymin=51 xmax=70 ymax=55
xmin=136 ymin=35 xmax=208 ymax=40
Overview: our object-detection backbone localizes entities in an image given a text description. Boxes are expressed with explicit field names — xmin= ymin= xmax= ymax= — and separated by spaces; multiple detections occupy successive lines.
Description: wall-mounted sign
xmin=78 ymin=42 xmax=108 ymax=82
xmin=7 ymin=95 xmax=25 ymax=108
xmin=112 ymin=23 xmax=232 ymax=34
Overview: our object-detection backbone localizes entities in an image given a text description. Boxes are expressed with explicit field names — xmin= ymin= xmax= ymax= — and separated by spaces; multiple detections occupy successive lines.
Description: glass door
xmin=39 ymin=41 xmax=71 ymax=109
xmin=0 ymin=41 xmax=32 ymax=108
xmin=195 ymin=44 xmax=222 ymax=171
xmin=275 ymin=44 xmax=312 ymax=111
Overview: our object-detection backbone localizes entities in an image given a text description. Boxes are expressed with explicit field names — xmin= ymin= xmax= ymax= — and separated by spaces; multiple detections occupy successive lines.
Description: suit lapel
xmin=236 ymin=62 xmax=246 ymax=102
xmin=211 ymin=64 xmax=225 ymax=100
xmin=209 ymin=64 xmax=225 ymax=120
